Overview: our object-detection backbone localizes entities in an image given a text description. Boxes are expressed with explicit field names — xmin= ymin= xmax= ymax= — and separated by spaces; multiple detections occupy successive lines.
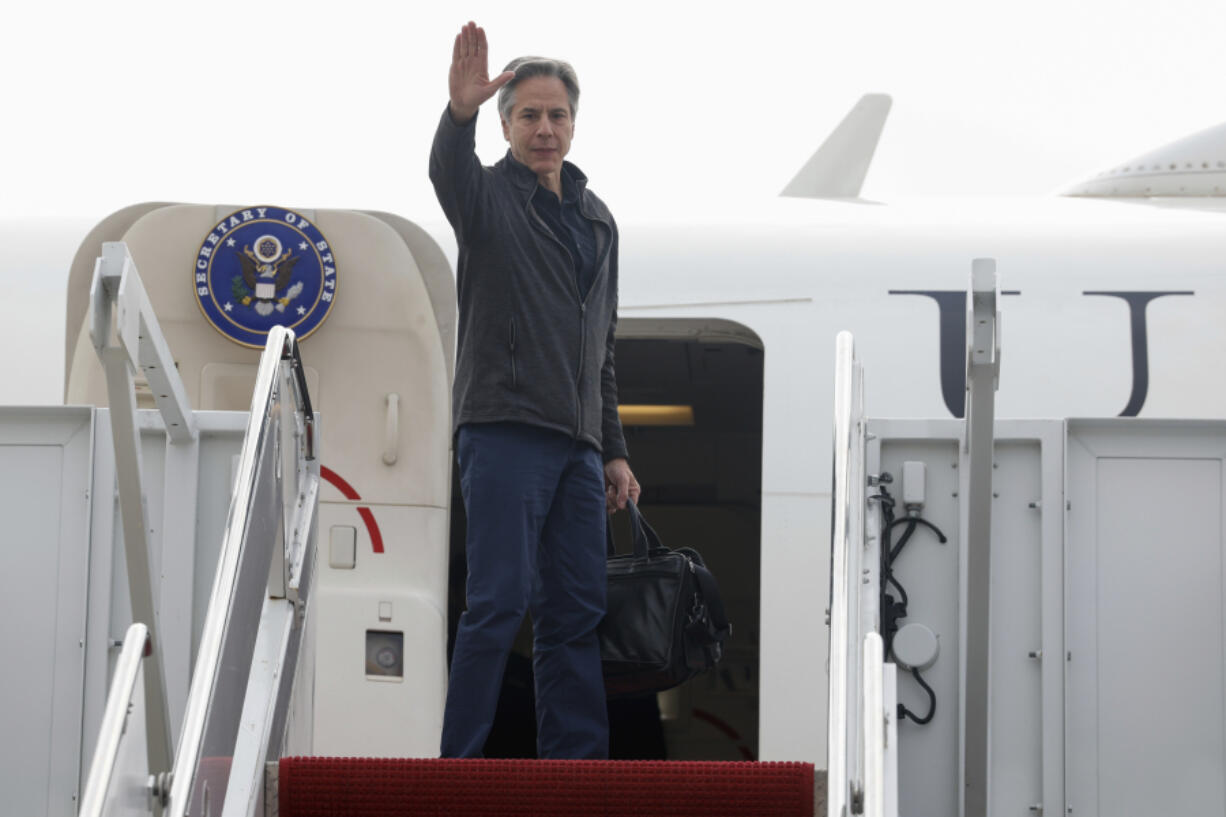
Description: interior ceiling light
xmin=618 ymin=405 xmax=695 ymax=426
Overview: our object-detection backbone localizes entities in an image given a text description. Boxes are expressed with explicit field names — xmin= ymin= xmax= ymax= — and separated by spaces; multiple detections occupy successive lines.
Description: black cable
xmin=872 ymin=477 xmax=946 ymax=727
xmin=872 ymin=485 xmax=898 ymax=652
xmin=898 ymin=668 xmax=937 ymax=724
xmin=887 ymin=516 xmax=947 ymax=564
xmin=888 ymin=515 xmax=947 ymax=544
xmin=889 ymin=518 xmax=917 ymax=564
xmin=869 ymin=490 xmax=896 ymax=518
xmin=886 ymin=572 xmax=909 ymax=611
xmin=876 ymin=484 xmax=908 ymax=657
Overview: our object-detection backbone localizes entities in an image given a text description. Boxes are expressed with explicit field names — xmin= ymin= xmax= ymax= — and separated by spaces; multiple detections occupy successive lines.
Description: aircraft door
xmin=64 ymin=203 xmax=455 ymax=757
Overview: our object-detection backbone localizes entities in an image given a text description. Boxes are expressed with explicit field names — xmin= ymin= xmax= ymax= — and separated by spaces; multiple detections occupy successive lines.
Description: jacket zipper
xmin=576 ymin=216 xmax=612 ymax=439
xmin=508 ymin=317 xmax=517 ymax=389
xmin=525 ymin=193 xmax=605 ymax=439
xmin=576 ymin=303 xmax=586 ymax=435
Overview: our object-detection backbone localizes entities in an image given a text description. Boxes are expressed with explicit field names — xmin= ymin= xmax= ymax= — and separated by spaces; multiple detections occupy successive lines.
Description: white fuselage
xmin=3 ymin=190 xmax=1224 ymax=788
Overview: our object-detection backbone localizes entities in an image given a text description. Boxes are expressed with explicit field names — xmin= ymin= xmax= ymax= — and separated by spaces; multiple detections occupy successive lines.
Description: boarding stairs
xmin=74 ymin=243 xmax=848 ymax=817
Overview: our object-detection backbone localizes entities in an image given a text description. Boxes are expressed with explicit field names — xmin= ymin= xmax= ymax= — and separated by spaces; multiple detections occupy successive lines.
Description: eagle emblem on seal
xmin=233 ymin=235 xmax=305 ymax=316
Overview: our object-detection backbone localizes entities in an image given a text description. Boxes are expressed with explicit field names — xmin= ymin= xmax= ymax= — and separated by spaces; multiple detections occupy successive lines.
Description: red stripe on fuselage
xmin=320 ymin=465 xmax=385 ymax=554
xmin=356 ymin=507 xmax=385 ymax=554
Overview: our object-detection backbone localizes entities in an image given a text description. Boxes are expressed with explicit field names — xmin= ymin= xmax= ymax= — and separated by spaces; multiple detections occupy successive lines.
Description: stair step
xmin=278 ymin=757 xmax=818 ymax=817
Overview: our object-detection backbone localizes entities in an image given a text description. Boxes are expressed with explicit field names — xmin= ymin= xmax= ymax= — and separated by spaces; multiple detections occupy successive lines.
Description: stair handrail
xmin=828 ymin=331 xmax=894 ymax=817
xmin=78 ymin=624 xmax=151 ymax=817
xmin=861 ymin=632 xmax=886 ymax=817
xmin=163 ymin=325 xmax=318 ymax=817
xmin=828 ymin=330 xmax=868 ymax=816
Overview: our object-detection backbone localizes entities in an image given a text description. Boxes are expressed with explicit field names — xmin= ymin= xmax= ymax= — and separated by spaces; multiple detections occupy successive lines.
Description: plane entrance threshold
xmin=447 ymin=321 xmax=766 ymax=763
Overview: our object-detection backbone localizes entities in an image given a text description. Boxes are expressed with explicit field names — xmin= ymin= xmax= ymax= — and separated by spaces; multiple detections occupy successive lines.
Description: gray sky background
xmin=3 ymin=0 xmax=1226 ymax=403
xmin=5 ymin=0 xmax=1226 ymax=222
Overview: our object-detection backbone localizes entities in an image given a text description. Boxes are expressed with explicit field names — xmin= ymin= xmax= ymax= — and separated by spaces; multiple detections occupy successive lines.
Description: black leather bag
xmin=599 ymin=501 xmax=731 ymax=698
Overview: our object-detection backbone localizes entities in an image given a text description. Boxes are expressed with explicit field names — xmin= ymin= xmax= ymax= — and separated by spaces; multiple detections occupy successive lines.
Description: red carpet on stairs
xmin=279 ymin=757 xmax=815 ymax=817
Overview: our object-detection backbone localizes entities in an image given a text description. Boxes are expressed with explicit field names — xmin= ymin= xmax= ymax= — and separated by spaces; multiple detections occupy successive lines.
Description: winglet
xmin=781 ymin=94 xmax=892 ymax=200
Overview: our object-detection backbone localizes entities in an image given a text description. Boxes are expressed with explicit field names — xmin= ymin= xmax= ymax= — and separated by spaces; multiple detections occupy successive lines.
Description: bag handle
xmin=605 ymin=499 xmax=665 ymax=557
xmin=627 ymin=499 xmax=664 ymax=556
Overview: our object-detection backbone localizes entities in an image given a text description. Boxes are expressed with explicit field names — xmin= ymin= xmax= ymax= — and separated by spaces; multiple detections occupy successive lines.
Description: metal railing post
xmin=962 ymin=259 xmax=1001 ymax=817
xmin=90 ymin=242 xmax=201 ymax=785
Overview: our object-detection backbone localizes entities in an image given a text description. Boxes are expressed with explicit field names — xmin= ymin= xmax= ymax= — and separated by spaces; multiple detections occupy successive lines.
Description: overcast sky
xmin=4 ymin=0 xmax=1226 ymax=403
xmin=5 ymin=0 xmax=1226 ymax=224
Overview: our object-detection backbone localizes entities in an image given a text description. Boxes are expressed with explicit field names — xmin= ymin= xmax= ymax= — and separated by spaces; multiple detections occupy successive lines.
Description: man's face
xmin=501 ymin=76 xmax=574 ymax=183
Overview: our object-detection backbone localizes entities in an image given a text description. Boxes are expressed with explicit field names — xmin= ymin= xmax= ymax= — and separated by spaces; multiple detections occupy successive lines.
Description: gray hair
xmin=497 ymin=56 xmax=580 ymax=122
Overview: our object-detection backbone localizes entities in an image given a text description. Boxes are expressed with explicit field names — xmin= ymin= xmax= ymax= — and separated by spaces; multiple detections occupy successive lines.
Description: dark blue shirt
xmin=532 ymin=172 xmax=598 ymax=300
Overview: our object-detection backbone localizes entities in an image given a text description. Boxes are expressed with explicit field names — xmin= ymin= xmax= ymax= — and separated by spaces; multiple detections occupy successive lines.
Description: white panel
xmin=1067 ymin=421 xmax=1226 ymax=817
xmin=758 ymin=491 xmax=828 ymax=763
xmin=0 ymin=408 xmax=93 ymax=817
xmin=0 ymin=444 xmax=66 ymax=813
xmin=312 ymin=502 xmax=449 ymax=757
xmin=191 ymin=414 xmax=249 ymax=655
xmin=987 ymin=441 xmax=1044 ymax=816
xmin=329 ymin=525 xmax=356 ymax=569
xmin=80 ymin=416 xmax=117 ymax=786
xmin=158 ymin=431 xmax=199 ymax=742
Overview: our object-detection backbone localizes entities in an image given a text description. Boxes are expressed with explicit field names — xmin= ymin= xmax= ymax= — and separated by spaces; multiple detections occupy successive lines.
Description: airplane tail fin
xmin=781 ymin=93 xmax=892 ymax=201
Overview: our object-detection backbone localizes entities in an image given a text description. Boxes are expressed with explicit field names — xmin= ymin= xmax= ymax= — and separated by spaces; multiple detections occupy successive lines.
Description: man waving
xmin=430 ymin=21 xmax=640 ymax=759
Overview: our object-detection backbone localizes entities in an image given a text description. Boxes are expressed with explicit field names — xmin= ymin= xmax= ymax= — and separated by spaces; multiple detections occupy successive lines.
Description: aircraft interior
xmin=447 ymin=333 xmax=765 ymax=760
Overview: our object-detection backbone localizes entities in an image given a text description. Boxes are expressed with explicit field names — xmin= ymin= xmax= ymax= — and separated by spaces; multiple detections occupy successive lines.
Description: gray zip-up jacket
xmin=429 ymin=107 xmax=629 ymax=461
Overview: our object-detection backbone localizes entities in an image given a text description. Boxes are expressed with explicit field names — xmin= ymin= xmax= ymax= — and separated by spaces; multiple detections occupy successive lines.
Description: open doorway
xmin=446 ymin=320 xmax=764 ymax=760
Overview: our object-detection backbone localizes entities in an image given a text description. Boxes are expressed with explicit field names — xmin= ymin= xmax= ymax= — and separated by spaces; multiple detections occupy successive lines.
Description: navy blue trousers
xmin=441 ymin=422 xmax=609 ymax=758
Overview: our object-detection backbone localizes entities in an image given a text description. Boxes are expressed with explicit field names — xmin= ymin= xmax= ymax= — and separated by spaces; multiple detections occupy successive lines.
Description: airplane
xmin=6 ymin=93 xmax=1226 ymax=816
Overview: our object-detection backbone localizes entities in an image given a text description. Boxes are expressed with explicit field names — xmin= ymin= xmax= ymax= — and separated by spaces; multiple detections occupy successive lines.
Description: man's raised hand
xmin=449 ymin=21 xmax=514 ymax=124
